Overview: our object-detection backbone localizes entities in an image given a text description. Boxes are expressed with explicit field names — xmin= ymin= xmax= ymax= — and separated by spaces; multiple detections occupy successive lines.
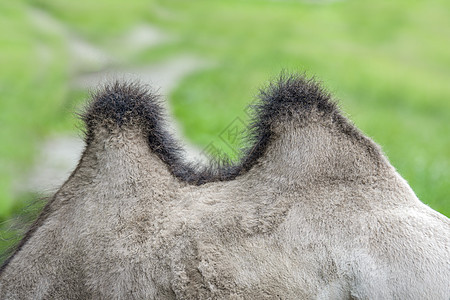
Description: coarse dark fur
xmin=0 ymin=73 xmax=448 ymax=299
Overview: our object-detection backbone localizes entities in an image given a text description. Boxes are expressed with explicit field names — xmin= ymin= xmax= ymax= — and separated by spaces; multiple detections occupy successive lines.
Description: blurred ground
xmin=0 ymin=0 xmax=449 ymax=258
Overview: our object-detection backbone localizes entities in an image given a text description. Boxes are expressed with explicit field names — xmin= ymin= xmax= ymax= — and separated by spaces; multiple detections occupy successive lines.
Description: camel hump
xmin=238 ymin=73 xmax=389 ymax=180
xmin=80 ymin=81 xmax=191 ymax=172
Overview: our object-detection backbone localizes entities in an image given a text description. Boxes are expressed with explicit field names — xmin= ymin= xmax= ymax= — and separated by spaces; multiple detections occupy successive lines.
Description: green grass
xmin=0 ymin=0 xmax=448 ymax=240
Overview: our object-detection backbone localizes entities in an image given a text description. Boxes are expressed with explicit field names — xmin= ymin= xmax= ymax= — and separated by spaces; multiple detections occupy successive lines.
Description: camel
xmin=0 ymin=74 xmax=448 ymax=299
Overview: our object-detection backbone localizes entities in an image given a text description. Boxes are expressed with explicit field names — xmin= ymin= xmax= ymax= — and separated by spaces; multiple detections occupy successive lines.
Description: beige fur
xmin=0 ymin=77 xmax=448 ymax=299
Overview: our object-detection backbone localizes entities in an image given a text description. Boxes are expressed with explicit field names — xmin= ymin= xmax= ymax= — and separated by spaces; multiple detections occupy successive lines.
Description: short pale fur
xmin=0 ymin=75 xmax=448 ymax=299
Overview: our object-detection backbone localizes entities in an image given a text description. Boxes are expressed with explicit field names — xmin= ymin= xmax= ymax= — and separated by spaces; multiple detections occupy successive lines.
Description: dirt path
xmin=24 ymin=9 xmax=212 ymax=194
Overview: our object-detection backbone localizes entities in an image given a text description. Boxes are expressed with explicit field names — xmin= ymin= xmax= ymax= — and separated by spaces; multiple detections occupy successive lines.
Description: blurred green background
xmin=0 ymin=0 xmax=449 ymax=258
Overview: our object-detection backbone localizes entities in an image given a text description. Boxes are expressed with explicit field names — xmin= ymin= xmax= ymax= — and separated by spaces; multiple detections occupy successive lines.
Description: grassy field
xmin=0 ymin=0 xmax=449 ymax=256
